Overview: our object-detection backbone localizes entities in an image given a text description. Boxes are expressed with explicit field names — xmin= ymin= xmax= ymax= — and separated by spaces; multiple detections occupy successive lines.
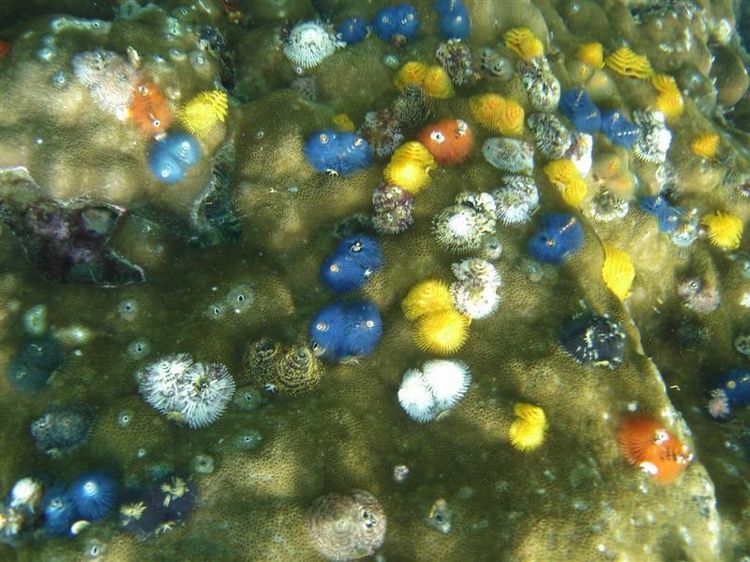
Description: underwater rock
xmin=0 ymin=168 xmax=144 ymax=286
xmin=6 ymin=335 xmax=65 ymax=394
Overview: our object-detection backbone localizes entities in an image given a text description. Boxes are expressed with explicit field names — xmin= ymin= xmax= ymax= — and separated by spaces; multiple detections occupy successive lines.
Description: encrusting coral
xmin=0 ymin=0 xmax=748 ymax=560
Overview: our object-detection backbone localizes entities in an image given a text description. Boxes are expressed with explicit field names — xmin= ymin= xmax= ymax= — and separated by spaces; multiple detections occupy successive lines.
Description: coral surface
xmin=1 ymin=0 xmax=750 ymax=561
